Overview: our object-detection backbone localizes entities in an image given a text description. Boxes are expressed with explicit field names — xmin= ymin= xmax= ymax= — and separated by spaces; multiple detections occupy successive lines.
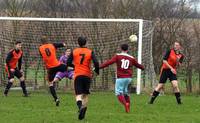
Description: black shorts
xmin=159 ymin=69 xmax=177 ymax=83
xmin=74 ymin=75 xmax=91 ymax=95
xmin=47 ymin=64 xmax=67 ymax=82
xmin=8 ymin=68 xmax=23 ymax=79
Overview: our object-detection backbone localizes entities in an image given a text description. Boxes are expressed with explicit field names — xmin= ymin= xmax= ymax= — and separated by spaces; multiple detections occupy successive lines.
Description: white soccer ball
xmin=129 ymin=34 xmax=137 ymax=42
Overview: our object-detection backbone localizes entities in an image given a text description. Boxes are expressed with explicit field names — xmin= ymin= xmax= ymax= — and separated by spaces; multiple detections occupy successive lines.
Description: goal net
xmin=0 ymin=17 xmax=156 ymax=94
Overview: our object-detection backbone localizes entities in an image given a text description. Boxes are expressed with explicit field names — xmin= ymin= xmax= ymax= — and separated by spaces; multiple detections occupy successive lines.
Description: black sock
xmin=49 ymin=86 xmax=58 ymax=101
xmin=4 ymin=82 xmax=13 ymax=95
xmin=20 ymin=81 xmax=27 ymax=95
xmin=175 ymin=92 xmax=181 ymax=104
xmin=77 ymin=100 xmax=82 ymax=110
xmin=149 ymin=90 xmax=160 ymax=104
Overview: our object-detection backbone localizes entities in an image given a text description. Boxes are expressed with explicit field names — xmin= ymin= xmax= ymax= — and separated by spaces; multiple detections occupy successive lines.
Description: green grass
xmin=0 ymin=91 xmax=200 ymax=123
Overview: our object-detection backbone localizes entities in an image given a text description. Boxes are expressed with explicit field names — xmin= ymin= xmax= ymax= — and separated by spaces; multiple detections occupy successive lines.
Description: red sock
xmin=117 ymin=95 xmax=126 ymax=105
xmin=125 ymin=95 xmax=130 ymax=104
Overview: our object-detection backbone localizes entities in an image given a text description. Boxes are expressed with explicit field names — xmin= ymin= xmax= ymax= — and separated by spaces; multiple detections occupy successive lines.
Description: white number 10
xmin=121 ymin=59 xmax=130 ymax=69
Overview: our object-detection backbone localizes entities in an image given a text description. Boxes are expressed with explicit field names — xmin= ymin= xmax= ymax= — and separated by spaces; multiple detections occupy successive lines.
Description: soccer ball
xmin=129 ymin=34 xmax=137 ymax=42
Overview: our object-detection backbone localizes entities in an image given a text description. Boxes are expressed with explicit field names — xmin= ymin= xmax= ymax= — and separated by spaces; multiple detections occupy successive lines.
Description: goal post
xmin=0 ymin=17 xmax=156 ymax=94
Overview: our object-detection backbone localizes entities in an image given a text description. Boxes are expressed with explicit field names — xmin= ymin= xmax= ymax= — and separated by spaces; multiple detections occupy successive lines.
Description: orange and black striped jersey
xmin=39 ymin=43 xmax=64 ymax=69
xmin=162 ymin=49 xmax=184 ymax=70
xmin=67 ymin=47 xmax=99 ymax=79
xmin=6 ymin=49 xmax=23 ymax=70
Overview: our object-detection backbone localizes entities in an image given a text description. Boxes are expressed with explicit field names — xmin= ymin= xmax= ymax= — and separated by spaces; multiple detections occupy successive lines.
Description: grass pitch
xmin=0 ymin=91 xmax=200 ymax=123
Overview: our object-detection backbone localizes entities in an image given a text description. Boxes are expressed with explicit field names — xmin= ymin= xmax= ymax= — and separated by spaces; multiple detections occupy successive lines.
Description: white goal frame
xmin=0 ymin=17 xmax=144 ymax=94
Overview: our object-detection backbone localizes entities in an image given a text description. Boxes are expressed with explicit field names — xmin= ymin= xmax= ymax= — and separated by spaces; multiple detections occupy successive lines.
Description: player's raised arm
xmin=100 ymin=55 xmax=117 ymax=69
xmin=53 ymin=42 xmax=66 ymax=48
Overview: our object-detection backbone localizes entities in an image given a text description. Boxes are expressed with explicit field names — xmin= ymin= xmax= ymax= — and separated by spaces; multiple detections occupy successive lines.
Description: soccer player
xmin=100 ymin=44 xmax=144 ymax=113
xmin=39 ymin=36 xmax=67 ymax=106
xmin=67 ymin=36 xmax=99 ymax=120
xmin=53 ymin=48 xmax=74 ymax=84
xmin=4 ymin=41 xmax=28 ymax=97
xmin=149 ymin=41 xmax=184 ymax=104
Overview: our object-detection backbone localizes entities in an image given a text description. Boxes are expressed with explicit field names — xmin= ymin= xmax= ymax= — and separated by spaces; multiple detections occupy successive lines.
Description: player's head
xmin=15 ymin=41 xmax=22 ymax=50
xmin=65 ymin=48 xmax=71 ymax=56
xmin=121 ymin=44 xmax=129 ymax=52
xmin=174 ymin=41 xmax=181 ymax=51
xmin=41 ymin=35 xmax=48 ymax=44
xmin=78 ymin=36 xmax=87 ymax=47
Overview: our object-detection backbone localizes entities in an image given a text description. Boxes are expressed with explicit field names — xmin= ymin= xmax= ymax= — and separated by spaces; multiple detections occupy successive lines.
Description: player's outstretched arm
xmin=53 ymin=42 xmax=66 ymax=49
xmin=100 ymin=55 xmax=117 ymax=69
xmin=132 ymin=59 xmax=145 ymax=70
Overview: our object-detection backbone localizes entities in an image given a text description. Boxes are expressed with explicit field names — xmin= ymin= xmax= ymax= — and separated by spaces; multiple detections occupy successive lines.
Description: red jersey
xmin=162 ymin=49 xmax=184 ymax=70
xmin=6 ymin=49 xmax=23 ymax=69
xmin=100 ymin=52 xmax=144 ymax=78
xmin=39 ymin=44 xmax=61 ymax=69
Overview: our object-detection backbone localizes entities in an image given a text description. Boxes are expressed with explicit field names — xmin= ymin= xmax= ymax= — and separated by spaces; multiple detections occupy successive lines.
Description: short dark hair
xmin=121 ymin=44 xmax=129 ymax=51
xmin=15 ymin=41 xmax=22 ymax=45
xmin=78 ymin=36 xmax=87 ymax=47
xmin=41 ymin=35 xmax=48 ymax=44
xmin=174 ymin=41 xmax=182 ymax=46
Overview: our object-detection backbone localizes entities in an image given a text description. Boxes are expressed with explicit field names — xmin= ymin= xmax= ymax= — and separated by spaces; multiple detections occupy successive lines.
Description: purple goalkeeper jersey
xmin=59 ymin=55 xmax=68 ymax=64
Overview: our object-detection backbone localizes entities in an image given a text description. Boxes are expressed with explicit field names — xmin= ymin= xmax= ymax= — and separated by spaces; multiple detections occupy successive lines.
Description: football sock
xmin=175 ymin=92 xmax=182 ymax=104
xmin=20 ymin=81 xmax=28 ymax=95
xmin=77 ymin=100 xmax=82 ymax=110
xmin=4 ymin=82 xmax=13 ymax=95
xmin=149 ymin=90 xmax=160 ymax=104
xmin=124 ymin=95 xmax=130 ymax=104
xmin=49 ymin=86 xmax=58 ymax=101
xmin=117 ymin=95 xmax=126 ymax=105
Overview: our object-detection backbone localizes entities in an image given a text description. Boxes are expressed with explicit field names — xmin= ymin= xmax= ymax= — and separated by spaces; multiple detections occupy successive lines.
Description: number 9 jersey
xmin=39 ymin=43 xmax=61 ymax=68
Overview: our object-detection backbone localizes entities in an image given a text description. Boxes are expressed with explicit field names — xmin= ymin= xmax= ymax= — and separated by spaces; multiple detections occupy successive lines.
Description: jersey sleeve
xmin=67 ymin=52 xmax=74 ymax=68
xmin=18 ymin=52 xmax=23 ymax=70
xmin=163 ymin=49 xmax=171 ymax=60
xmin=91 ymin=51 xmax=99 ymax=74
xmin=100 ymin=55 xmax=117 ymax=69
xmin=132 ymin=58 xmax=145 ymax=70
xmin=6 ymin=51 xmax=13 ymax=71
xmin=59 ymin=56 xmax=64 ymax=63
xmin=179 ymin=54 xmax=184 ymax=63
xmin=53 ymin=43 xmax=65 ymax=49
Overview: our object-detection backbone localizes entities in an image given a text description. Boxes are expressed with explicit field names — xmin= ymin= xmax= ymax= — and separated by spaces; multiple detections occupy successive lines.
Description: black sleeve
xmin=67 ymin=52 xmax=74 ymax=68
xmin=91 ymin=51 xmax=99 ymax=74
xmin=179 ymin=55 xmax=184 ymax=63
xmin=53 ymin=43 xmax=65 ymax=49
xmin=6 ymin=51 xmax=13 ymax=72
xmin=163 ymin=49 xmax=171 ymax=60
xmin=18 ymin=54 xmax=22 ymax=70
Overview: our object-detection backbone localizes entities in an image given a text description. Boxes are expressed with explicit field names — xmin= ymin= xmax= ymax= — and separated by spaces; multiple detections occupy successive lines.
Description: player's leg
xmin=74 ymin=76 xmax=84 ymax=111
xmin=115 ymin=79 xmax=126 ymax=106
xmin=149 ymin=69 xmax=168 ymax=104
xmin=4 ymin=70 xmax=15 ymax=96
xmin=170 ymin=73 xmax=182 ymax=104
xmin=15 ymin=69 xmax=28 ymax=97
xmin=53 ymin=71 xmax=66 ymax=89
xmin=48 ymin=68 xmax=60 ymax=106
xmin=124 ymin=78 xmax=132 ymax=113
xmin=78 ymin=76 xmax=91 ymax=120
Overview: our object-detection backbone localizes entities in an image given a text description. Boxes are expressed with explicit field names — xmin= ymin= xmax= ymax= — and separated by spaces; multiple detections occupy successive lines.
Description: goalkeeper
xmin=53 ymin=48 xmax=74 ymax=84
